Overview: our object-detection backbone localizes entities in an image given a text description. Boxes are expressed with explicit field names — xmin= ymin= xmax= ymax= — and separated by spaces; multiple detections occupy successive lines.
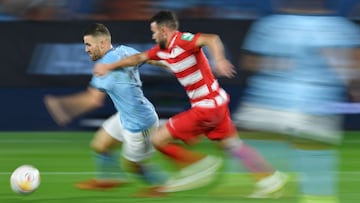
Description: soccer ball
xmin=10 ymin=165 xmax=40 ymax=194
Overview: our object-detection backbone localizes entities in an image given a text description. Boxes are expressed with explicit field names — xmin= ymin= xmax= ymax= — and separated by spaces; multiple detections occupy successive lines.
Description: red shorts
xmin=166 ymin=104 xmax=237 ymax=142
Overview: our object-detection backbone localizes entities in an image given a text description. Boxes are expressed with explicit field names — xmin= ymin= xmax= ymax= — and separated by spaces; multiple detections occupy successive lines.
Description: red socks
xmin=157 ymin=144 xmax=205 ymax=169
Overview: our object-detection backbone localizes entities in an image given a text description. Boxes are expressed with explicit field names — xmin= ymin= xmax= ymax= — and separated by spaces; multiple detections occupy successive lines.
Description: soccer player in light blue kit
xmin=233 ymin=1 xmax=360 ymax=202
xmin=71 ymin=23 xmax=164 ymax=195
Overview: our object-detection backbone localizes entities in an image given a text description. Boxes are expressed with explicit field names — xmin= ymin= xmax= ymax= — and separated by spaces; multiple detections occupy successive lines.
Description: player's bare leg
xmin=75 ymin=128 xmax=127 ymax=190
xmin=219 ymin=135 xmax=288 ymax=198
xmin=123 ymin=159 xmax=168 ymax=197
xmin=151 ymin=126 xmax=223 ymax=192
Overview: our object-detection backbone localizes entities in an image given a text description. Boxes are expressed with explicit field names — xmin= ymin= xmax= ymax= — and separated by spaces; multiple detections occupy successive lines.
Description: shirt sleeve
xmin=179 ymin=32 xmax=200 ymax=53
xmin=146 ymin=45 xmax=161 ymax=60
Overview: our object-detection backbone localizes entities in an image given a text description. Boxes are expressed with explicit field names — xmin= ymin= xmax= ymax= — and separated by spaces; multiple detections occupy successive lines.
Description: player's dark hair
xmin=83 ymin=23 xmax=111 ymax=39
xmin=150 ymin=10 xmax=179 ymax=30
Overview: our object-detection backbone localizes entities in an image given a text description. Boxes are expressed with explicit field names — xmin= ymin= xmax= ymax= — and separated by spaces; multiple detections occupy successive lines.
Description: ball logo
xmin=10 ymin=165 xmax=40 ymax=195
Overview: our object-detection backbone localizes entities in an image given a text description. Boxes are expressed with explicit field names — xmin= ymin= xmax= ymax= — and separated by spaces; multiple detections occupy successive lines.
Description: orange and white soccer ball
xmin=10 ymin=165 xmax=40 ymax=194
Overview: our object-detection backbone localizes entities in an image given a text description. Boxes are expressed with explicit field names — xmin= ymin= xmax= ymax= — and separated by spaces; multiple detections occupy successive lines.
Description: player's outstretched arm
xmin=93 ymin=52 xmax=149 ymax=76
xmin=147 ymin=60 xmax=168 ymax=68
xmin=196 ymin=33 xmax=236 ymax=78
xmin=44 ymin=87 xmax=106 ymax=126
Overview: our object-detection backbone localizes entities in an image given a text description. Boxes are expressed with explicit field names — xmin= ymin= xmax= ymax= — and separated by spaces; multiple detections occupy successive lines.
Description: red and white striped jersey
xmin=147 ymin=31 xmax=229 ymax=108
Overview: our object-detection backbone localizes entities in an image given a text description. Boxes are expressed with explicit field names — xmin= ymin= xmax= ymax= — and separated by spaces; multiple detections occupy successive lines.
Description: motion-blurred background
xmin=1 ymin=0 xmax=360 ymax=131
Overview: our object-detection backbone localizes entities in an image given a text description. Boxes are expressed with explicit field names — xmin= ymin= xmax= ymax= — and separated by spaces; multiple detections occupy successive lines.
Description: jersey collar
xmin=168 ymin=31 xmax=179 ymax=49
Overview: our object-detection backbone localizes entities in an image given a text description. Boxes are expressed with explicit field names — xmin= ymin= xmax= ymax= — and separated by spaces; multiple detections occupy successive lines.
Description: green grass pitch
xmin=0 ymin=131 xmax=359 ymax=203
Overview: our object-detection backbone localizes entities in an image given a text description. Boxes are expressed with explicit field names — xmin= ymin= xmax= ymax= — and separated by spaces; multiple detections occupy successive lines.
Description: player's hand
xmin=214 ymin=59 xmax=236 ymax=78
xmin=93 ymin=63 xmax=111 ymax=76
xmin=43 ymin=95 xmax=72 ymax=126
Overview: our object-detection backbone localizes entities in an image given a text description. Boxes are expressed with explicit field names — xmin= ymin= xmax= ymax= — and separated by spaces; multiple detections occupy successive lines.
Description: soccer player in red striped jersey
xmin=93 ymin=10 xmax=287 ymax=197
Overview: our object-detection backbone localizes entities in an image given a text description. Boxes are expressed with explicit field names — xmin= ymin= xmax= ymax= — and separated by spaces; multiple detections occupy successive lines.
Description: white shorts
xmin=233 ymin=104 xmax=343 ymax=144
xmin=102 ymin=112 xmax=159 ymax=162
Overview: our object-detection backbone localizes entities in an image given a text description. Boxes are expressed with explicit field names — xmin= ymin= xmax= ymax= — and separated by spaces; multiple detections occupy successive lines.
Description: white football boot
xmin=159 ymin=155 xmax=223 ymax=192
xmin=248 ymin=170 xmax=289 ymax=198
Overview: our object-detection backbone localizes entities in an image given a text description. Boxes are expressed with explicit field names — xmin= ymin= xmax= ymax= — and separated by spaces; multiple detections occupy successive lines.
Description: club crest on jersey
xmin=181 ymin=33 xmax=194 ymax=41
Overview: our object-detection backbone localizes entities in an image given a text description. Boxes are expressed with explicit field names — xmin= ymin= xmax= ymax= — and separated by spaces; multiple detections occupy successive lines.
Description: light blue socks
xmin=292 ymin=148 xmax=338 ymax=197
xmin=93 ymin=151 xmax=126 ymax=180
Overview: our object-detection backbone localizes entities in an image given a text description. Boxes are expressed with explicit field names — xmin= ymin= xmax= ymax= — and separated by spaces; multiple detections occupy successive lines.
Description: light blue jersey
xmin=90 ymin=45 xmax=158 ymax=132
xmin=242 ymin=15 xmax=360 ymax=114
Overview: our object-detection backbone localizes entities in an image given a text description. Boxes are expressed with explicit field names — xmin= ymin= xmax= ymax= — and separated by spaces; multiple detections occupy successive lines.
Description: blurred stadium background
xmin=0 ymin=0 xmax=359 ymax=131
xmin=0 ymin=1 xmax=360 ymax=203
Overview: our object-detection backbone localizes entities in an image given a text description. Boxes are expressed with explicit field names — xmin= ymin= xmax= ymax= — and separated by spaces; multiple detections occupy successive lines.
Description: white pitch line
xmin=0 ymin=139 xmax=86 ymax=143
xmin=0 ymin=171 xmax=360 ymax=175
xmin=0 ymin=171 xmax=97 ymax=175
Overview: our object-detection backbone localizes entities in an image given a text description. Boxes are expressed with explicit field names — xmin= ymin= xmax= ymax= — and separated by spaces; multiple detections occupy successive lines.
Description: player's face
xmin=84 ymin=35 xmax=102 ymax=61
xmin=151 ymin=22 xmax=167 ymax=49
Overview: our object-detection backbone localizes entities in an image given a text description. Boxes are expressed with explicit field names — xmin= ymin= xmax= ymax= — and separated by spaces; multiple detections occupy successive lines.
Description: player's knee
xmin=219 ymin=136 xmax=243 ymax=151
xmin=150 ymin=133 xmax=161 ymax=149
xmin=90 ymin=139 xmax=107 ymax=153
xmin=151 ymin=127 xmax=172 ymax=149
